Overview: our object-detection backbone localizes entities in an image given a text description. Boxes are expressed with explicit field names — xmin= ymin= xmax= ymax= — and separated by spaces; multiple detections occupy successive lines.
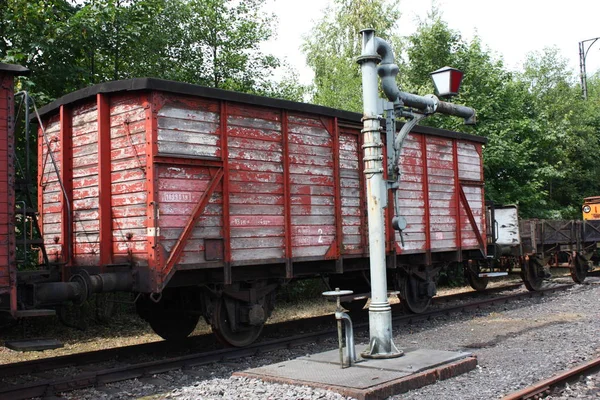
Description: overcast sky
xmin=262 ymin=0 xmax=600 ymax=85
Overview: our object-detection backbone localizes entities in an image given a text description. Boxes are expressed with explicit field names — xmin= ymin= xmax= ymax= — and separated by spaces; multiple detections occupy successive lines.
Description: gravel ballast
xmin=59 ymin=278 xmax=600 ymax=400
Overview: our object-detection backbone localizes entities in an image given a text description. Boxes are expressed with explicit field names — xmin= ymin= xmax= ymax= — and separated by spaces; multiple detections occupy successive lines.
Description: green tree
xmin=518 ymin=48 xmax=600 ymax=217
xmin=402 ymin=11 xmax=551 ymax=217
xmin=1 ymin=0 xmax=303 ymax=101
xmin=404 ymin=11 xmax=600 ymax=218
xmin=181 ymin=0 xmax=279 ymax=92
xmin=302 ymin=0 xmax=401 ymax=112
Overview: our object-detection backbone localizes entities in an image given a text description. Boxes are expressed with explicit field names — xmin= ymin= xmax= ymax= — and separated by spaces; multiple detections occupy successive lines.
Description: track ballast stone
xmin=60 ymin=279 xmax=600 ymax=400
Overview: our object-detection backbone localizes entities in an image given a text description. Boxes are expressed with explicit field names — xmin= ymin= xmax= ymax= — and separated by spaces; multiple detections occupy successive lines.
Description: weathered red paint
xmin=420 ymin=134 xmax=432 ymax=263
xmin=332 ymin=118 xmax=343 ymax=264
xmin=282 ymin=110 xmax=293 ymax=277
xmin=220 ymin=101 xmax=232 ymax=284
xmin=452 ymin=141 xmax=462 ymax=259
xmin=144 ymin=92 xmax=160 ymax=292
xmin=164 ymin=168 xmax=224 ymax=274
xmin=59 ymin=106 xmax=73 ymax=267
xmin=459 ymin=184 xmax=485 ymax=254
xmin=97 ymin=94 xmax=112 ymax=267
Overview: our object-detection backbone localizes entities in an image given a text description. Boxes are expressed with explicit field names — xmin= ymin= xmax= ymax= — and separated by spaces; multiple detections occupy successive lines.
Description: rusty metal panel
xmin=539 ymin=220 xmax=576 ymax=245
xmin=583 ymin=220 xmax=600 ymax=243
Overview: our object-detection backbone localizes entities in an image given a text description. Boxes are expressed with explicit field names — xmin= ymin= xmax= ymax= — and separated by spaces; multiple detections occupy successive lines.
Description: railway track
xmin=0 ymin=282 xmax=575 ymax=399
xmin=0 ymin=282 xmax=523 ymax=380
xmin=502 ymin=356 xmax=600 ymax=399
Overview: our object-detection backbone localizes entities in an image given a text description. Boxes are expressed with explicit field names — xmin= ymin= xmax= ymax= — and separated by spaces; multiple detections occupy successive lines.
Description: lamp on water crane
xmin=430 ymin=66 xmax=464 ymax=98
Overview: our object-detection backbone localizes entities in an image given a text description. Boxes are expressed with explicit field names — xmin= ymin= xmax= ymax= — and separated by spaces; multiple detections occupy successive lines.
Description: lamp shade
xmin=430 ymin=66 xmax=464 ymax=97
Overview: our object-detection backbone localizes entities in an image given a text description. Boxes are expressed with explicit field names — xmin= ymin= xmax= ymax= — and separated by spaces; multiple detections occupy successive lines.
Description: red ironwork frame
xmin=143 ymin=93 xmax=160 ymax=292
xmin=452 ymin=140 xmax=462 ymax=260
xmin=220 ymin=101 xmax=232 ymax=284
xmin=383 ymin=128 xmax=394 ymax=255
xmin=458 ymin=183 xmax=485 ymax=256
xmin=59 ymin=105 xmax=73 ymax=268
xmin=282 ymin=110 xmax=293 ymax=278
xmin=420 ymin=134 xmax=432 ymax=264
xmin=97 ymin=93 xmax=112 ymax=268
xmin=332 ymin=118 xmax=343 ymax=270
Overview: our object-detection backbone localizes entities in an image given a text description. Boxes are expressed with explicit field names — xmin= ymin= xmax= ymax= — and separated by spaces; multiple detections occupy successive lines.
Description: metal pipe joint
xmin=358 ymin=28 xmax=476 ymax=125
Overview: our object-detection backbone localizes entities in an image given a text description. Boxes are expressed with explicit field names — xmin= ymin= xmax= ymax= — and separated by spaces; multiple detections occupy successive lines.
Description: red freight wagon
xmin=0 ymin=63 xmax=29 ymax=318
xmin=34 ymin=78 xmax=486 ymax=345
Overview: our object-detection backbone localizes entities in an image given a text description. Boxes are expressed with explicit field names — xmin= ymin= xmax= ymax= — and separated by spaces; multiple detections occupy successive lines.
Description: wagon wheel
xmin=465 ymin=262 xmax=489 ymax=291
xmin=522 ymin=257 xmax=546 ymax=291
xmin=57 ymin=302 xmax=89 ymax=331
xmin=571 ymin=255 xmax=588 ymax=284
xmin=211 ymin=298 xmax=264 ymax=347
xmin=136 ymin=292 xmax=199 ymax=341
xmin=467 ymin=272 xmax=489 ymax=292
xmin=398 ymin=274 xmax=432 ymax=314
xmin=147 ymin=312 xmax=199 ymax=341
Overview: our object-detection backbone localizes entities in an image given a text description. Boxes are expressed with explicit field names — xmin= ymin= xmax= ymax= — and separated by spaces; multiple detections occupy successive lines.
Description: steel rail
xmin=0 ymin=283 xmax=574 ymax=400
xmin=0 ymin=282 xmax=524 ymax=379
xmin=502 ymin=356 xmax=600 ymax=399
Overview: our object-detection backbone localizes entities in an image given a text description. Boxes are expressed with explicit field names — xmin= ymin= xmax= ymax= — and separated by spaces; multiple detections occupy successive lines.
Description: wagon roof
xmin=36 ymin=77 xmax=486 ymax=144
xmin=0 ymin=63 xmax=30 ymax=75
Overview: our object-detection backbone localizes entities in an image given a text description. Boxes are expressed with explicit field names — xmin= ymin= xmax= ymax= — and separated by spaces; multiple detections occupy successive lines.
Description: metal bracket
xmin=390 ymin=111 xmax=426 ymax=182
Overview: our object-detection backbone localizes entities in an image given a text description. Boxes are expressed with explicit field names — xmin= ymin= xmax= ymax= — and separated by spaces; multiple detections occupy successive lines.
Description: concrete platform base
xmin=234 ymin=347 xmax=477 ymax=400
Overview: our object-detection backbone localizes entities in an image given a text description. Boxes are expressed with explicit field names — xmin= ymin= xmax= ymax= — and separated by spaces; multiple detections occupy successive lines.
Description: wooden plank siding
xmin=70 ymin=103 xmax=100 ymax=265
xmin=227 ymin=103 xmax=285 ymax=262
xmin=395 ymin=134 xmax=426 ymax=251
xmin=458 ymin=142 xmax=485 ymax=249
xmin=395 ymin=132 xmax=486 ymax=254
xmin=110 ymin=94 xmax=148 ymax=264
xmin=40 ymin=118 xmax=63 ymax=262
xmin=339 ymin=131 xmax=364 ymax=254
xmin=288 ymin=113 xmax=336 ymax=259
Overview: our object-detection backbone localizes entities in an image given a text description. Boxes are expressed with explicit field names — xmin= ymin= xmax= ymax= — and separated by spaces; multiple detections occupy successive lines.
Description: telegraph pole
xmin=579 ymin=37 xmax=600 ymax=100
